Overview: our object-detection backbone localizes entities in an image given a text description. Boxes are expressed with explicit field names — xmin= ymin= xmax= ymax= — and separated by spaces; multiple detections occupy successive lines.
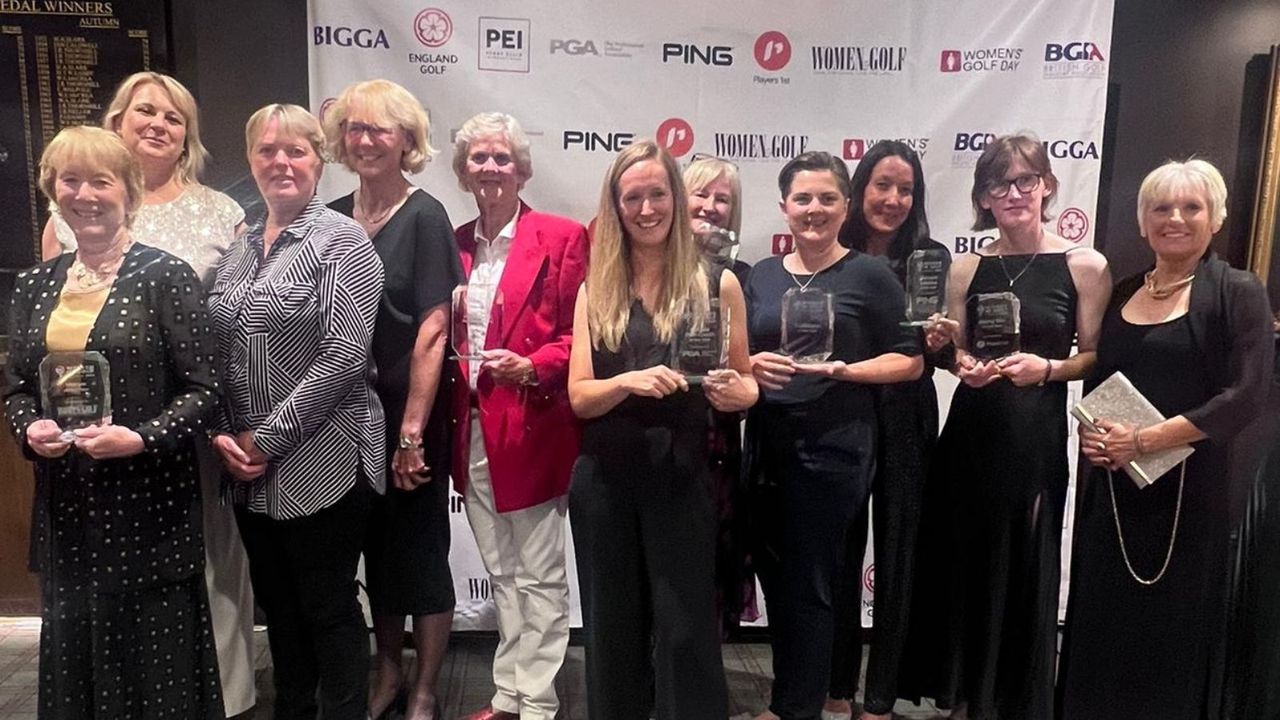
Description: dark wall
xmin=167 ymin=0 xmax=1279 ymax=289
xmin=1100 ymin=0 xmax=1280 ymax=283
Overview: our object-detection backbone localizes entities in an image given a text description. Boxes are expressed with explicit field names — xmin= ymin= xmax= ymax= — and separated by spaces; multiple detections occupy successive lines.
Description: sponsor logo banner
xmin=478 ymin=16 xmax=530 ymax=72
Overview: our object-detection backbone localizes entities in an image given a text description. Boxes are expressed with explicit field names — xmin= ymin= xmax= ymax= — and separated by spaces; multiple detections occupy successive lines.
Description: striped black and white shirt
xmin=208 ymin=196 xmax=386 ymax=519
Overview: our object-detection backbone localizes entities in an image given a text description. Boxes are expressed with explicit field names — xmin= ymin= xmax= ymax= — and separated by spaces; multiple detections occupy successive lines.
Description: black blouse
xmin=4 ymin=245 xmax=220 ymax=590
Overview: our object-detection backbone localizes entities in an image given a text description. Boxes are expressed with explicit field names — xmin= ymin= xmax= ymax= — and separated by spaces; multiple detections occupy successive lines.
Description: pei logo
xmin=940 ymin=50 xmax=961 ymax=72
xmin=656 ymin=117 xmax=695 ymax=158
xmin=842 ymin=138 xmax=866 ymax=160
xmin=414 ymin=7 xmax=453 ymax=48
xmin=754 ymin=31 xmax=791 ymax=71
xmin=771 ymin=234 xmax=794 ymax=255
xmin=1057 ymin=208 xmax=1090 ymax=243
xmin=478 ymin=17 xmax=530 ymax=72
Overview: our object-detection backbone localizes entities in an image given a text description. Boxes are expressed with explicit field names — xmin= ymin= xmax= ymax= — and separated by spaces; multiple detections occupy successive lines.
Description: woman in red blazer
xmin=449 ymin=112 xmax=589 ymax=720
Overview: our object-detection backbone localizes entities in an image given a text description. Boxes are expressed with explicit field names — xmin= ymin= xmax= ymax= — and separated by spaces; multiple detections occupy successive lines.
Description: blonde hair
xmin=102 ymin=72 xmax=209 ymax=184
xmin=451 ymin=112 xmax=533 ymax=190
xmin=323 ymin=79 xmax=435 ymax=174
xmin=1137 ymin=158 xmax=1229 ymax=235
xmin=245 ymin=103 xmax=327 ymax=161
xmin=588 ymin=140 xmax=708 ymax=352
xmin=39 ymin=126 xmax=144 ymax=227
xmin=682 ymin=156 xmax=742 ymax=235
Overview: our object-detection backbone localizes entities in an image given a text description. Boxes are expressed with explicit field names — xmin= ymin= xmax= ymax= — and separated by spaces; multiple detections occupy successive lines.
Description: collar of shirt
xmin=245 ymin=195 xmax=327 ymax=252
xmin=474 ymin=213 xmax=517 ymax=264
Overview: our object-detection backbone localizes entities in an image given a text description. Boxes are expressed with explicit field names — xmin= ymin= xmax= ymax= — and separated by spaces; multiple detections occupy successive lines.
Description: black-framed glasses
xmin=688 ymin=152 xmax=739 ymax=170
xmin=986 ymin=173 xmax=1042 ymax=198
xmin=343 ymin=121 xmax=396 ymax=140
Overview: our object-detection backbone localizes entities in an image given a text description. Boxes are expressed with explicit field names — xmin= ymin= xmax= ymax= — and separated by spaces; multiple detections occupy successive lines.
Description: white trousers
xmin=198 ymin=444 xmax=257 ymax=716
xmin=465 ymin=413 xmax=570 ymax=720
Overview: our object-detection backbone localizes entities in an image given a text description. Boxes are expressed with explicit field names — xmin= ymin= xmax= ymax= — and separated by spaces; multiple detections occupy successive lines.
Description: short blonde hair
xmin=682 ymin=156 xmax=742 ymax=236
xmin=1137 ymin=158 xmax=1228 ymax=235
xmin=323 ymin=79 xmax=435 ymax=174
xmin=39 ymin=126 xmax=144 ymax=227
xmin=451 ymin=112 xmax=533 ymax=190
xmin=102 ymin=72 xmax=209 ymax=184
xmin=245 ymin=103 xmax=327 ymax=162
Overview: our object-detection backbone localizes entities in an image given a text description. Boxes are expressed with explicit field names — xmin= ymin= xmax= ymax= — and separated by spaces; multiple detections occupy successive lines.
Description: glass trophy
xmin=695 ymin=222 xmax=739 ymax=262
xmin=969 ymin=291 xmax=1021 ymax=360
xmin=451 ymin=284 xmax=501 ymax=362
xmin=781 ymin=287 xmax=834 ymax=363
xmin=903 ymin=248 xmax=950 ymax=326
xmin=39 ymin=351 xmax=112 ymax=442
xmin=671 ymin=298 xmax=729 ymax=383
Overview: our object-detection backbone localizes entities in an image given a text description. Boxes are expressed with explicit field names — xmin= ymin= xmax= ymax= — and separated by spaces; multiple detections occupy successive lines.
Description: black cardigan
xmin=4 ymin=244 xmax=221 ymax=591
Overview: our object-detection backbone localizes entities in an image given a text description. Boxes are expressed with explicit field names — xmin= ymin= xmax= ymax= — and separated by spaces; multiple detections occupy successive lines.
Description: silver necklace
xmin=1107 ymin=461 xmax=1185 ymax=585
xmin=786 ymin=253 xmax=839 ymax=291
xmin=995 ymin=250 xmax=1039 ymax=288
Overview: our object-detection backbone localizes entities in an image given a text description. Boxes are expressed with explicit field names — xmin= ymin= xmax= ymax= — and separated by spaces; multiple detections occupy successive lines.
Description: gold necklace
xmin=356 ymin=186 xmax=406 ymax=226
xmin=1143 ymin=270 xmax=1194 ymax=300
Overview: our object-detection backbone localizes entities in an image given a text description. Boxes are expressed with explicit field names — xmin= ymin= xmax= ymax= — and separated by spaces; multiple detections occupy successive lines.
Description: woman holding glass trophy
xmin=743 ymin=151 xmax=923 ymax=720
xmin=911 ymin=134 xmax=1110 ymax=720
xmin=567 ymin=140 xmax=755 ymax=718
xmin=6 ymin=126 xmax=224 ymax=717
xmin=827 ymin=140 xmax=949 ymax=720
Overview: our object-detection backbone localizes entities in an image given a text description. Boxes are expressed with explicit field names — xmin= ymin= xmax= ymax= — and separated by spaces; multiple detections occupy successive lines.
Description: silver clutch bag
xmin=1071 ymin=371 xmax=1194 ymax=488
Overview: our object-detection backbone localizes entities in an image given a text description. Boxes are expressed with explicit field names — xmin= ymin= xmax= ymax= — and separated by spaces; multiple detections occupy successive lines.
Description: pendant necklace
xmin=995 ymin=248 xmax=1040 ymax=288
xmin=787 ymin=251 xmax=840 ymax=292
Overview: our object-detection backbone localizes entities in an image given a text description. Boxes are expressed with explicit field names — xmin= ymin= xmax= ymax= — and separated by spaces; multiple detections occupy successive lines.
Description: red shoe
xmin=460 ymin=706 xmax=520 ymax=720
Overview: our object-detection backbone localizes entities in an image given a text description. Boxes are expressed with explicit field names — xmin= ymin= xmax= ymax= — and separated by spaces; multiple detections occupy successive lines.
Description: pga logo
xmin=550 ymin=38 xmax=598 ymax=56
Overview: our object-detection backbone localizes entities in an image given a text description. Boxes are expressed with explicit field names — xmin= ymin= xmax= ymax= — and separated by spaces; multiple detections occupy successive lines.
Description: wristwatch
xmin=398 ymin=434 xmax=422 ymax=450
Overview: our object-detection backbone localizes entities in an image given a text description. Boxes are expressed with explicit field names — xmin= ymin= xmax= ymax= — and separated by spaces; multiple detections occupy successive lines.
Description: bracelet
xmin=1133 ymin=428 xmax=1146 ymax=455
xmin=397 ymin=434 xmax=422 ymax=450
xmin=1037 ymin=359 xmax=1053 ymax=386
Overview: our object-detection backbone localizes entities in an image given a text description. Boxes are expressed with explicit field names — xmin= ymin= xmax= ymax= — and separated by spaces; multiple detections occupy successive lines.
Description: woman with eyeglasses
xmin=907 ymin=134 xmax=1110 ymax=720
xmin=324 ymin=79 xmax=463 ymax=720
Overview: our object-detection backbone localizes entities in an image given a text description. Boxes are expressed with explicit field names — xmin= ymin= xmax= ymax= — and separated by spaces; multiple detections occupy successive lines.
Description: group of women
xmin=4 ymin=70 xmax=1275 ymax=720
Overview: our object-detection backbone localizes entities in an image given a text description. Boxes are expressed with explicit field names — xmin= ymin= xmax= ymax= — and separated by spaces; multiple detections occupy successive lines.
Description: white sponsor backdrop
xmin=308 ymin=0 xmax=1113 ymax=630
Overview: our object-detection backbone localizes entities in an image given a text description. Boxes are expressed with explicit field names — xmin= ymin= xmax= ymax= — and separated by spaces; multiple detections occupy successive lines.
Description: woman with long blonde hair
xmin=567 ymin=140 xmax=757 ymax=718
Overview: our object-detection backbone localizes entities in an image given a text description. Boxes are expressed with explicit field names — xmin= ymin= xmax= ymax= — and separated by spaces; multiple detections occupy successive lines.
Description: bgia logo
xmin=656 ymin=117 xmax=695 ymax=158
xmin=754 ymin=31 xmax=791 ymax=71
xmin=1057 ymin=208 xmax=1090 ymax=243
xmin=414 ymin=7 xmax=452 ymax=48
xmin=950 ymin=132 xmax=997 ymax=167
xmin=1043 ymin=41 xmax=1107 ymax=79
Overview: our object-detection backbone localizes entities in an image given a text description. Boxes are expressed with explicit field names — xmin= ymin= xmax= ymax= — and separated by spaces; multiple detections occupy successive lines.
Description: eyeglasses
xmin=986 ymin=173 xmax=1042 ymax=198
xmin=343 ymin=122 xmax=396 ymax=140
xmin=688 ymin=152 xmax=739 ymax=170
xmin=468 ymin=151 xmax=514 ymax=167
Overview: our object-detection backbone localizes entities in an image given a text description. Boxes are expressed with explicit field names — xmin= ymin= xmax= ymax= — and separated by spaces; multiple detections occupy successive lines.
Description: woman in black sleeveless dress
xmin=1057 ymin=160 xmax=1273 ymax=719
xmin=905 ymin=135 xmax=1110 ymax=720
xmin=567 ymin=140 xmax=757 ymax=720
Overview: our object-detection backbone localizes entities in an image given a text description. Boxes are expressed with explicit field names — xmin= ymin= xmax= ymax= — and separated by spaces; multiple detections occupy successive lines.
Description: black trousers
xmin=569 ymin=457 xmax=729 ymax=720
xmin=236 ymin=481 xmax=372 ymax=720
xmin=750 ymin=406 xmax=874 ymax=720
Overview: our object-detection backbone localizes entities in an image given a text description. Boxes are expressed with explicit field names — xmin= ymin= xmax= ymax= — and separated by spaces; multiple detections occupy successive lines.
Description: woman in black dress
xmin=324 ymin=79 xmax=462 ymax=720
xmin=827 ymin=140 xmax=946 ymax=720
xmin=745 ymin=151 xmax=924 ymax=720
xmin=7 ymin=125 xmax=223 ymax=718
xmin=568 ymin=140 xmax=757 ymax=719
xmin=909 ymin=134 xmax=1110 ymax=720
xmin=1057 ymin=159 xmax=1274 ymax=719
xmin=682 ymin=154 xmax=757 ymax=633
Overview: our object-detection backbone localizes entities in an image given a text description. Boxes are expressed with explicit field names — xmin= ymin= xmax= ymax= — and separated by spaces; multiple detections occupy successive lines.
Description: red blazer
xmin=450 ymin=203 xmax=589 ymax=512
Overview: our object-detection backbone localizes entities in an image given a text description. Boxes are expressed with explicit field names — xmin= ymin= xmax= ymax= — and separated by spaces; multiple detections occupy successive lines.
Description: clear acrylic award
xmin=969 ymin=291 xmax=1021 ymax=360
xmin=671 ymin=298 xmax=729 ymax=383
xmin=39 ymin=351 xmax=112 ymax=441
xmin=904 ymin=248 xmax=950 ymax=326
xmin=451 ymin=284 xmax=502 ymax=362
xmin=781 ymin=287 xmax=834 ymax=364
